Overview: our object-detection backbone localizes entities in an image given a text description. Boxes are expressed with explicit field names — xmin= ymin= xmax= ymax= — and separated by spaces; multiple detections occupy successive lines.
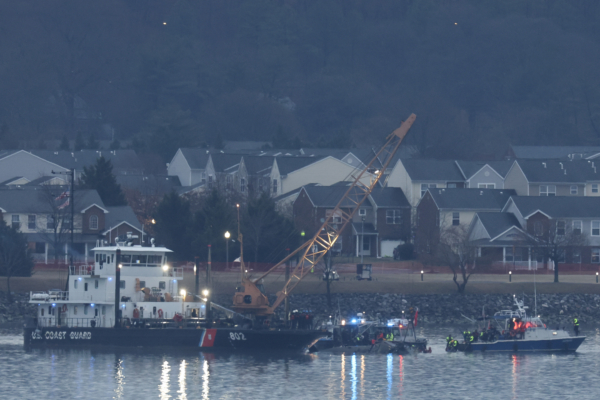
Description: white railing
xmin=495 ymin=261 xmax=539 ymax=270
xmin=30 ymin=291 xmax=69 ymax=302
xmin=37 ymin=317 xmax=105 ymax=328
xmin=163 ymin=267 xmax=183 ymax=278
xmin=70 ymin=265 xmax=95 ymax=276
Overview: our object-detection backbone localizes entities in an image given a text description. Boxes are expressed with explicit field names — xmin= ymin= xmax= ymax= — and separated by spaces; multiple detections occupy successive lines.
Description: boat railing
xmin=70 ymin=265 xmax=95 ymax=276
xmin=30 ymin=291 xmax=69 ymax=302
xmin=163 ymin=267 xmax=183 ymax=278
xmin=37 ymin=317 xmax=104 ymax=328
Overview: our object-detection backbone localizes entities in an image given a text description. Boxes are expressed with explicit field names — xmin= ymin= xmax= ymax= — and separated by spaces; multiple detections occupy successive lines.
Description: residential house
xmin=386 ymin=159 xmax=466 ymax=207
xmin=455 ymin=160 xmax=514 ymax=189
xmin=243 ymin=155 xmax=275 ymax=196
xmin=0 ymin=150 xmax=69 ymax=183
xmin=167 ymin=148 xmax=211 ymax=186
xmin=30 ymin=149 xmax=144 ymax=177
xmin=293 ymin=185 xmax=410 ymax=257
xmin=507 ymin=145 xmax=600 ymax=160
xmin=504 ymin=159 xmax=600 ymax=196
xmin=415 ymin=188 xmax=515 ymax=255
xmin=204 ymin=153 xmax=248 ymax=193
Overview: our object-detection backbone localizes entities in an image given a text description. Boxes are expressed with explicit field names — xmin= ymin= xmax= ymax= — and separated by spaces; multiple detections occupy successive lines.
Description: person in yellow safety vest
xmin=469 ymin=334 xmax=474 ymax=343
xmin=573 ymin=318 xmax=580 ymax=336
xmin=385 ymin=332 xmax=394 ymax=341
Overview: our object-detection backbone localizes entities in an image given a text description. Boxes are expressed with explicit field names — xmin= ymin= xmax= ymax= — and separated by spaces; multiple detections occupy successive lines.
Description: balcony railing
xmin=494 ymin=261 xmax=539 ymax=271
xmin=37 ymin=317 xmax=108 ymax=328
xmin=30 ymin=291 xmax=69 ymax=302
xmin=162 ymin=267 xmax=183 ymax=278
xmin=70 ymin=265 xmax=95 ymax=276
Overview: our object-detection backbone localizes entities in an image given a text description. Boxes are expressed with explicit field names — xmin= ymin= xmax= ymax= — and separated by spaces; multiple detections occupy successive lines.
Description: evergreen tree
xmin=74 ymin=132 xmax=85 ymax=151
xmin=81 ymin=156 xmax=127 ymax=206
xmin=191 ymin=189 xmax=236 ymax=261
xmin=59 ymin=135 xmax=70 ymax=151
xmin=154 ymin=192 xmax=193 ymax=260
xmin=87 ymin=133 xmax=99 ymax=150
xmin=0 ymin=219 xmax=34 ymax=302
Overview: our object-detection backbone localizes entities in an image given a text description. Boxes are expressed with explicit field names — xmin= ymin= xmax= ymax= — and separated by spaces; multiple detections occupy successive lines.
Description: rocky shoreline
xmin=3 ymin=291 xmax=599 ymax=330
xmin=215 ymin=292 xmax=600 ymax=328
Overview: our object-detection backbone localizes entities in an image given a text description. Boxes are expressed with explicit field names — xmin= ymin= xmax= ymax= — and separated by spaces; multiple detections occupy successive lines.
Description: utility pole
xmin=114 ymin=249 xmax=121 ymax=328
xmin=52 ymin=168 xmax=75 ymax=291
xmin=326 ymin=250 xmax=332 ymax=309
xmin=194 ymin=256 xmax=200 ymax=298
xmin=207 ymin=244 xmax=212 ymax=320
xmin=285 ymin=248 xmax=290 ymax=323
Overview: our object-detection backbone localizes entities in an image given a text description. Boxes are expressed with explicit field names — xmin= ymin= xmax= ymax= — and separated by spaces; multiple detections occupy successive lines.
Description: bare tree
xmin=36 ymin=185 xmax=76 ymax=265
xmin=526 ymin=220 xmax=588 ymax=283
xmin=436 ymin=224 xmax=489 ymax=293
xmin=0 ymin=220 xmax=34 ymax=302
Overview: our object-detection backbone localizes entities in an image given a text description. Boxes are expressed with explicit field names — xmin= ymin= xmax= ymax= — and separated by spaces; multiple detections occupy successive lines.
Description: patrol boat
xmin=24 ymin=243 xmax=325 ymax=351
xmin=455 ymin=297 xmax=585 ymax=353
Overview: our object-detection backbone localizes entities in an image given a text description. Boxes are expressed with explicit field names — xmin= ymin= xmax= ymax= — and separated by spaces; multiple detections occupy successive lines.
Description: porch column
xmin=528 ymin=247 xmax=531 ymax=270
xmin=376 ymin=234 xmax=380 ymax=258
xmin=65 ymin=243 xmax=68 ymax=264
xmin=45 ymin=242 xmax=48 ymax=264
xmin=502 ymin=247 xmax=506 ymax=262
xmin=85 ymin=243 xmax=88 ymax=263
xmin=355 ymin=235 xmax=359 ymax=257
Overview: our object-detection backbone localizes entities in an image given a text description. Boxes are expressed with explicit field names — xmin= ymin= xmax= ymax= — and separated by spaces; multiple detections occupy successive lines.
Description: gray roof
xmin=516 ymin=159 xmax=600 ymax=183
xmin=511 ymin=145 xmax=600 ymax=160
xmin=369 ymin=187 xmax=410 ymax=208
xmin=0 ymin=176 xmax=26 ymax=186
xmin=179 ymin=148 xmax=211 ymax=169
xmin=210 ymin=153 xmax=243 ymax=172
xmin=476 ymin=212 xmax=523 ymax=239
xmin=508 ymin=196 xmax=600 ymax=219
xmin=243 ymin=156 xmax=275 ymax=175
xmin=223 ymin=141 xmax=271 ymax=151
xmin=30 ymin=150 xmax=143 ymax=173
xmin=402 ymin=159 xmax=465 ymax=181
xmin=456 ymin=160 xmax=514 ymax=179
xmin=116 ymin=175 xmax=181 ymax=195
xmin=301 ymin=185 xmax=409 ymax=209
xmin=104 ymin=206 xmax=141 ymax=231
xmin=276 ymin=156 xmax=325 ymax=175
xmin=0 ymin=188 xmax=105 ymax=213
xmin=427 ymin=188 xmax=516 ymax=210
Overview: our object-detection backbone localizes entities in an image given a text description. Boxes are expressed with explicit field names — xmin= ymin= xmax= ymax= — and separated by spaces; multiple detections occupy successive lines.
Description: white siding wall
xmin=467 ymin=165 xmax=505 ymax=189
xmin=167 ymin=150 xmax=193 ymax=186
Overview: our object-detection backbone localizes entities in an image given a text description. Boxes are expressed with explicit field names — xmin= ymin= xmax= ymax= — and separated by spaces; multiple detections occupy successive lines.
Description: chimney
xmin=564 ymin=169 xmax=567 ymax=175
xmin=480 ymin=191 xmax=483 ymax=195
xmin=559 ymin=162 xmax=563 ymax=169
xmin=542 ymin=162 xmax=546 ymax=168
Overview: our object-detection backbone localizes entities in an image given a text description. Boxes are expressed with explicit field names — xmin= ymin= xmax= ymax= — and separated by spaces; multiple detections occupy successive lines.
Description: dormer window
xmin=539 ymin=185 xmax=556 ymax=196
xmin=89 ymin=215 xmax=98 ymax=230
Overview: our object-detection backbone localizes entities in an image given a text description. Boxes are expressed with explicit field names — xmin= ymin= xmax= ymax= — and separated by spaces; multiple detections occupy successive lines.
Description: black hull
xmin=24 ymin=327 xmax=326 ymax=352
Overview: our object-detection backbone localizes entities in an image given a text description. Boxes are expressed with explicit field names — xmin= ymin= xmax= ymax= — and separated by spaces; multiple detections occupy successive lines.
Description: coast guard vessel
xmin=455 ymin=297 xmax=585 ymax=353
xmin=24 ymin=242 xmax=324 ymax=350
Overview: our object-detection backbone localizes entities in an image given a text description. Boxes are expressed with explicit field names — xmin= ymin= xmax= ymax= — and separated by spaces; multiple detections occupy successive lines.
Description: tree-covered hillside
xmin=2 ymin=0 xmax=600 ymax=159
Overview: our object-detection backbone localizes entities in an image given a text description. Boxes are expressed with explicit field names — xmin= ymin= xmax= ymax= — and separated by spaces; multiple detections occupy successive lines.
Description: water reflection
xmin=178 ymin=360 xmax=187 ymax=400
xmin=398 ymin=355 xmax=404 ymax=398
xmin=387 ymin=354 xmax=393 ymax=400
xmin=351 ymin=354 xmax=357 ymax=400
xmin=202 ymin=358 xmax=209 ymax=400
xmin=511 ymin=355 xmax=519 ymax=400
xmin=360 ymin=355 xmax=365 ymax=398
xmin=340 ymin=354 xmax=346 ymax=399
xmin=160 ymin=360 xmax=171 ymax=399
xmin=114 ymin=358 xmax=125 ymax=399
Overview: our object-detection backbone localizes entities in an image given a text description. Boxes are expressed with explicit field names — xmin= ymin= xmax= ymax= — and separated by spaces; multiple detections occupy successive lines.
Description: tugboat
xmin=24 ymin=242 xmax=325 ymax=351
xmin=312 ymin=311 xmax=430 ymax=354
xmin=451 ymin=297 xmax=585 ymax=353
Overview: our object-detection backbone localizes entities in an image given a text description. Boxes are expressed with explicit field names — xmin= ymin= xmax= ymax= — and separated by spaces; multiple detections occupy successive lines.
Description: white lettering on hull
xmin=31 ymin=331 xmax=92 ymax=340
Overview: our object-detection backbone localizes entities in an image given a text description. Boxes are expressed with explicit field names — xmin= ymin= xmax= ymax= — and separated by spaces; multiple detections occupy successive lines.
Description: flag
xmin=413 ymin=309 xmax=418 ymax=327
xmin=58 ymin=198 xmax=69 ymax=209
xmin=55 ymin=191 xmax=70 ymax=201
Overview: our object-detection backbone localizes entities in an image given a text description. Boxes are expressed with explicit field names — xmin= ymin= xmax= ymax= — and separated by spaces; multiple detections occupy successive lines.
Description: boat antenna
xmin=236 ymin=203 xmax=245 ymax=282
xmin=534 ymin=265 xmax=537 ymax=316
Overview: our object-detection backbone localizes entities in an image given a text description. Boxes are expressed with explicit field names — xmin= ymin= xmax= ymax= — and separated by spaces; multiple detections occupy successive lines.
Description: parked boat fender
xmin=157 ymin=309 xmax=163 ymax=319
xmin=133 ymin=308 xmax=140 ymax=319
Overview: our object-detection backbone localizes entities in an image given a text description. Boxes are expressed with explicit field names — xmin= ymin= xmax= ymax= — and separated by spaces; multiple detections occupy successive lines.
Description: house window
xmin=332 ymin=237 xmax=342 ymax=253
xmin=327 ymin=210 xmax=342 ymax=224
xmin=359 ymin=209 xmax=366 ymax=216
xmin=226 ymin=175 xmax=232 ymax=189
xmin=592 ymin=249 xmax=600 ymax=263
xmin=452 ymin=212 xmax=460 ymax=226
xmin=272 ymin=179 xmax=278 ymax=194
xmin=557 ymin=250 xmax=566 ymax=263
xmin=47 ymin=215 xmax=55 ymax=230
xmin=447 ymin=183 xmax=457 ymax=188
xmin=386 ymin=210 xmax=401 ymax=224
xmin=478 ymin=183 xmax=495 ymax=189
xmin=573 ymin=249 xmax=581 ymax=264
xmin=592 ymin=184 xmax=599 ymax=194
xmin=570 ymin=185 xmax=578 ymax=195
xmin=592 ymin=221 xmax=600 ymax=236
xmin=159 ymin=281 xmax=166 ymax=289
xmin=362 ymin=237 xmax=370 ymax=251
xmin=208 ymin=175 xmax=213 ymax=189
xmin=573 ymin=220 xmax=582 ymax=235
xmin=11 ymin=215 xmax=19 ymax=229
xmin=505 ymin=247 xmax=524 ymax=262
xmin=201 ymin=172 xmax=206 ymax=184
xmin=420 ymin=184 xmax=436 ymax=197
xmin=240 ymin=178 xmax=246 ymax=193
xmin=28 ymin=215 xmax=36 ymax=230
xmin=534 ymin=222 xmax=544 ymax=236
xmin=539 ymin=185 xmax=556 ymax=196
xmin=89 ymin=215 xmax=98 ymax=230
xmin=556 ymin=220 xmax=566 ymax=236
xmin=120 ymin=280 xmax=126 ymax=289
xmin=258 ymin=178 xmax=264 ymax=192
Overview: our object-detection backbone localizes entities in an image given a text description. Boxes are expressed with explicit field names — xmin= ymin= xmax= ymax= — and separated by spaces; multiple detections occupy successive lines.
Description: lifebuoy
xmin=61 ymin=304 xmax=68 ymax=313
xmin=157 ymin=309 xmax=164 ymax=319
xmin=133 ymin=308 xmax=140 ymax=319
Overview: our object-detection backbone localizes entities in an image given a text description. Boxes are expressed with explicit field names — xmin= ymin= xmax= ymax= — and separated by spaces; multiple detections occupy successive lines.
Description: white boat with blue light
xmin=456 ymin=297 xmax=585 ymax=353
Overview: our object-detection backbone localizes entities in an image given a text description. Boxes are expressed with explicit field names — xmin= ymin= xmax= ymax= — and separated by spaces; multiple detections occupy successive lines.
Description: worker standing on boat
xmin=574 ymin=318 xmax=580 ymax=336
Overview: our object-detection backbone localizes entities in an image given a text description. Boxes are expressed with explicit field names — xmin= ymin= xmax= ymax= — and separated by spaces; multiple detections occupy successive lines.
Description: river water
xmin=2 ymin=327 xmax=600 ymax=399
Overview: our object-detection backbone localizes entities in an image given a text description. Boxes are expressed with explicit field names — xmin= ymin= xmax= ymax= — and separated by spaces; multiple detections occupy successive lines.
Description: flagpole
xmin=70 ymin=168 xmax=74 ymax=269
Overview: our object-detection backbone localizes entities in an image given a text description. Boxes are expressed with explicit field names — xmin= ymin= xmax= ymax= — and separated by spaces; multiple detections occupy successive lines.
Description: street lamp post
xmin=361 ymin=216 xmax=365 ymax=264
xmin=225 ymin=231 xmax=230 ymax=270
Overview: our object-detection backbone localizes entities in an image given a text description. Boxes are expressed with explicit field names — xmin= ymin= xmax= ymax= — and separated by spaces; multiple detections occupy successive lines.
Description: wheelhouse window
xmin=539 ymin=185 xmax=556 ymax=196
xmin=592 ymin=221 xmax=600 ymax=236
xmin=28 ymin=215 xmax=36 ymax=230
xmin=120 ymin=280 xmax=126 ymax=289
xmin=421 ymin=183 xmax=436 ymax=197
xmin=570 ymin=185 xmax=578 ymax=195
xmin=556 ymin=220 xmax=566 ymax=236
xmin=386 ymin=210 xmax=402 ymax=224
xmin=452 ymin=212 xmax=460 ymax=226
xmin=89 ymin=215 xmax=98 ymax=230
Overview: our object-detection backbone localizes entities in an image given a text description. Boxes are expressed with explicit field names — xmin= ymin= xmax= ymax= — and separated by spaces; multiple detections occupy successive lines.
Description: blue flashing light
xmin=78 ymin=277 xmax=82 ymax=281
xmin=173 ymin=280 xmax=176 ymax=283
xmin=201 ymin=305 xmax=205 ymax=308
xmin=387 ymin=323 xmax=393 ymax=327
xmin=108 ymin=277 xmax=113 ymax=281
xmin=52 ymin=303 xmax=56 ymax=307
xmin=351 ymin=319 xmax=357 ymax=324
xmin=91 ymin=303 xmax=95 ymax=307
xmin=121 ymin=304 xmax=126 ymax=308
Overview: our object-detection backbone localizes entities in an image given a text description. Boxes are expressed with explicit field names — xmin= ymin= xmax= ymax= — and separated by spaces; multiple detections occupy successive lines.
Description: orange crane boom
xmin=232 ymin=114 xmax=416 ymax=316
